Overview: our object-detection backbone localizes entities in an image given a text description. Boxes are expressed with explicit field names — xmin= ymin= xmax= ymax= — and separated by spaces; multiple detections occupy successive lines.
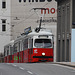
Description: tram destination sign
xmin=24 ymin=27 xmax=32 ymax=35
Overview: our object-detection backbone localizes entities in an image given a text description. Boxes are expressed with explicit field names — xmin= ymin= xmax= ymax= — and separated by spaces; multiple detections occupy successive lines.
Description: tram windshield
xmin=34 ymin=39 xmax=52 ymax=48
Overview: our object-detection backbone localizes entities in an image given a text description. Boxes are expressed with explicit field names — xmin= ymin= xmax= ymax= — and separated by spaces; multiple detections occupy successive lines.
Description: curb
xmin=52 ymin=62 xmax=75 ymax=68
xmin=57 ymin=63 xmax=75 ymax=68
xmin=45 ymin=62 xmax=75 ymax=68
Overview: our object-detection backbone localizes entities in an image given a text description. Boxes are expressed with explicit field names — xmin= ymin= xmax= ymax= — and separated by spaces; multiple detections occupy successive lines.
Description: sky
xmin=71 ymin=29 xmax=75 ymax=62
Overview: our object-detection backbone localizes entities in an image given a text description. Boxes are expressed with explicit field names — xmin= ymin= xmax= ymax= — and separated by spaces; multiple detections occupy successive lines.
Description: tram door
xmin=29 ymin=38 xmax=33 ymax=62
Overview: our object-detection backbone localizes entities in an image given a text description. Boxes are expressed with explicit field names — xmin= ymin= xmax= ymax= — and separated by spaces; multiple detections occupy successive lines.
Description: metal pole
xmin=39 ymin=17 xmax=42 ymax=30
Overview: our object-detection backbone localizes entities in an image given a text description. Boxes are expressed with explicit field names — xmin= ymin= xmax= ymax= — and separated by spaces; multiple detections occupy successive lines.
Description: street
xmin=0 ymin=63 xmax=75 ymax=75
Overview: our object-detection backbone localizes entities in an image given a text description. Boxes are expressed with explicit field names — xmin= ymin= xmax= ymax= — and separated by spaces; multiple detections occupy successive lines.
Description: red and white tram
xmin=4 ymin=28 xmax=54 ymax=63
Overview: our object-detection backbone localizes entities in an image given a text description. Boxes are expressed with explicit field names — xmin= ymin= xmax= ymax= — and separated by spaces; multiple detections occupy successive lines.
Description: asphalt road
xmin=0 ymin=63 xmax=75 ymax=75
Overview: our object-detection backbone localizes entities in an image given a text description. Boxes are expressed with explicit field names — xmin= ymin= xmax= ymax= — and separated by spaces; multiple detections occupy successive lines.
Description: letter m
xmin=41 ymin=8 xmax=49 ymax=14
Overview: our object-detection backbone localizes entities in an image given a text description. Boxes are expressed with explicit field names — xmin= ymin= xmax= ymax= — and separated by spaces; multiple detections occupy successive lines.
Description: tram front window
xmin=34 ymin=39 xmax=52 ymax=48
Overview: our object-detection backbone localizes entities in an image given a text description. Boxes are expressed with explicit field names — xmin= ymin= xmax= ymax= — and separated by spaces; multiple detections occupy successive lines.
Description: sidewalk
xmin=54 ymin=62 xmax=75 ymax=68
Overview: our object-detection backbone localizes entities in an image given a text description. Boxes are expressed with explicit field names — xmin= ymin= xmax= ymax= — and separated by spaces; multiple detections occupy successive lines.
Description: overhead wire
xmin=0 ymin=2 xmax=51 ymax=36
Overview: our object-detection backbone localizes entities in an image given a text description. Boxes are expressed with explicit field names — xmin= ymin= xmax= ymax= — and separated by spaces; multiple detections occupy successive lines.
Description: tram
xmin=4 ymin=40 xmax=14 ymax=63
xmin=4 ymin=27 xmax=54 ymax=63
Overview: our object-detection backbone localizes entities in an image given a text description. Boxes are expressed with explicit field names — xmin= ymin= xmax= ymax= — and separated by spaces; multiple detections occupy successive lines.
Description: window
xmin=2 ymin=1 xmax=6 ymax=8
xmin=29 ymin=39 xmax=33 ymax=48
xmin=6 ymin=46 xmax=9 ymax=56
xmin=10 ymin=46 xmax=13 ymax=55
xmin=7 ymin=50 xmax=9 ymax=56
xmin=34 ymin=39 xmax=52 ymax=48
xmin=23 ymin=38 xmax=28 ymax=50
xmin=2 ymin=19 xmax=6 ymax=31
xmin=14 ymin=43 xmax=19 ymax=53
xmin=4 ymin=48 xmax=5 ymax=56
xmin=2 ymin=25 xmax=6 ymax=31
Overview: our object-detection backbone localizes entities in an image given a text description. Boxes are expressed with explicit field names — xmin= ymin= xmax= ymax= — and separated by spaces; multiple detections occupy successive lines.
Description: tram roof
xmin=15 ymin=28 xmax=53 ymax=42
xmin=28 ymin=29 xmax=53 ymax=36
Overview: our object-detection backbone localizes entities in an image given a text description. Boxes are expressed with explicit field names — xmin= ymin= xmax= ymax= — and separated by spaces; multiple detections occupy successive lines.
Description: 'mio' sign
xmin=41 ymin=8 xmax=57 ymax=14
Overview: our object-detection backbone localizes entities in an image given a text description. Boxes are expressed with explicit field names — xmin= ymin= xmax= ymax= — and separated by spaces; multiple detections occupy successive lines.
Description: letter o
xmin=50 ymin=8 xmax=55 ymax=14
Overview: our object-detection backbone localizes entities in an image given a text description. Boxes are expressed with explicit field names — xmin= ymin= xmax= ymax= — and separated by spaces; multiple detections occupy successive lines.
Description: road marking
xmin=19 ymin=67 xmax=24 ymax=70
xmin=12 ymin=64 xmax=17 ymax=67
xmin=27 ymin=71 xmax=33 ymax=74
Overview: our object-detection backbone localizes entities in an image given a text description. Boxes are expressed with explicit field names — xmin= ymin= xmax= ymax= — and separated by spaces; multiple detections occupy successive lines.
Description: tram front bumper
xmin=33 ymin=56 xmax=53 ymax=58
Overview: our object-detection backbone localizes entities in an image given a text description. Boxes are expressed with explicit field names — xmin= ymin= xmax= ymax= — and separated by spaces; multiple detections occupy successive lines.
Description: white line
xmin=12 ymin=64 xmax=17 ymax=67
xmin=19 ymin=67 xmax=24 ymax=70
xmin=27 ymin=71 xmax=33 ymax=74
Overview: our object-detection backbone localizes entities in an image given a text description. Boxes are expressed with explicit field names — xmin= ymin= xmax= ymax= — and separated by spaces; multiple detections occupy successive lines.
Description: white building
xmin=0 ymin=0 xmax=11 ymax=53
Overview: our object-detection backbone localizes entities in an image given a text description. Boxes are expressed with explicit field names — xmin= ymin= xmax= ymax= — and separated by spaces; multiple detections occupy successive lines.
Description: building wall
xmin=11 ymin=0 xmax=57 ymax=62
xmin=56 ymin=0 xmax=72 ymax=62
xmin=0 ymin=0 xmax=11 ymax=53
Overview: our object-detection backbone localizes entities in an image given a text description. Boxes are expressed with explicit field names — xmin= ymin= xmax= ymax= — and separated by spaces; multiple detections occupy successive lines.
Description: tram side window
xmin=29 ymin=39 xmax=33 ymax=48
xmin=10 ymin=46 xmax=13 ymax=60
xmin=4 ymin=47 xmax=7 ymax=56
xmin=10 ymin=46 xmax=13 ymax=55
xmin=21 ymin=40 xmax=23 ymax=51
xmin=20 ymin=41 xmax=22 ymax=51
xmin=7 ymin=50 xmax=9 ymax=56
xmin=14 ymin=43 xmax=19 ymax=53
xmin=23 ymin=38 xmax=28 ymax=50
xmin=6 ymin=46 xmax=9 ymax=56
xmin=4 ymin=48 xmax=5 ymax=56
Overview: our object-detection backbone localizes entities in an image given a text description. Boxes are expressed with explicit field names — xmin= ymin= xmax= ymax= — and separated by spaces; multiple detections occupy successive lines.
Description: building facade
xmin=0 ymin=0 xmax=11 ymax=53
xmin=56 ymin=0 xmax=75 ymax=62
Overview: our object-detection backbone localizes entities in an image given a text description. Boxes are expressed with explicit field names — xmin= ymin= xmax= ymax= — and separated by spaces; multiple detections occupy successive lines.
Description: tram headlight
xmin=42 ymin=52 xmax=45 ymax=56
